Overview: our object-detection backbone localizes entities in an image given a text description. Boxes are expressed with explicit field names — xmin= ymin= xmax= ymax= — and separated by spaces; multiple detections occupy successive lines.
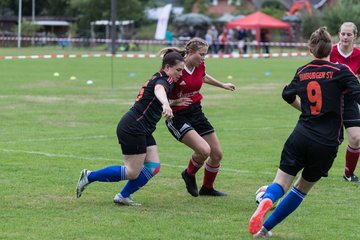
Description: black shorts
xmin=166 ymin=102 xmax=214 ymax=141
xmin=343 ymin=95 xmax=360 ymax=128
xmin=279 ymin=130 xmax=338 ymax=182
xmin=117 ymin=113 xmax=156 ymax=155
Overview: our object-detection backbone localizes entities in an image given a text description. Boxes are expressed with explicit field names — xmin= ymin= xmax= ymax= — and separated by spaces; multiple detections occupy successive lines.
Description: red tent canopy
xmin=226 ymin=11 xmax=292 ymax=49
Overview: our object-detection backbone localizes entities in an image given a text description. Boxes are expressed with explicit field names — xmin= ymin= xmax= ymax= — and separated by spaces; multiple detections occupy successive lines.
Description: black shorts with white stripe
xmin=166 ymin=102 xmax=214 ymax=141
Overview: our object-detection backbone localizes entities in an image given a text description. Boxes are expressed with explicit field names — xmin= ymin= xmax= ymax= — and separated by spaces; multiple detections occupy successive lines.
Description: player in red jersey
xmin=249 ymin=27 xmax=360 ymax=238
xmin=330 ymin=22 xmax=360 ymax=182
xmin=164 ymin=38 xmax=236 ymax=197
xmin=76 ymin=51 xmax=184 ymax=205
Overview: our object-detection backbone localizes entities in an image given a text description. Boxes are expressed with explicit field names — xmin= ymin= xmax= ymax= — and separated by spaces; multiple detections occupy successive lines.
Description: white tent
xmin=90 ymin=20 xmax=134 ymax=39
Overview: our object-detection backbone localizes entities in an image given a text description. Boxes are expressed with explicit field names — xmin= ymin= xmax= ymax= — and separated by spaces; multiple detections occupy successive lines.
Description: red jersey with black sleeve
xmin=170 ymin=62 xmax=206 ymax=112
xmin=128 ymin=71 xmax=174 ymax=135
xmin=282 ymin=60 xmax=360 ymax=146
xmin=330 ymin=44 xmax=360 ymax=76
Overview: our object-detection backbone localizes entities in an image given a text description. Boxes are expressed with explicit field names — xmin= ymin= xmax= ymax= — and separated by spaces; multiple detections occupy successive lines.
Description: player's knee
xmin=211 ymin=149 xmax=223 ymax=163
xmin=348 ymin=135 xmax=360 ymax=148
xmin=197 ymin=145 xmax=211 ymax=160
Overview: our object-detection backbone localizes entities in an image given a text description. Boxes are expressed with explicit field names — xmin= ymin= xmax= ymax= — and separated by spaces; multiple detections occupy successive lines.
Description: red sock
xmin=187 ymin=157 xmax=203 ymax=176
xmin=203 ymin=163 xmax=219 ymax=189
xmin=345 ymin=145 xmax=360 ymax=176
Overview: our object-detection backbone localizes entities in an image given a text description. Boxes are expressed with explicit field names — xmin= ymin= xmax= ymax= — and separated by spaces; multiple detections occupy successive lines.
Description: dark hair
xmin=159 ymin=47 xmax=186 ymax=57
xmin=308 ymin=27 xmax=332 ymax=59
xmin=160 ymin=51 xmax=184 ymax=69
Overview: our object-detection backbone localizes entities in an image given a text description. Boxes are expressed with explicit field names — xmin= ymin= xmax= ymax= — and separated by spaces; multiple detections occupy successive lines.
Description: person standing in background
xmin=260 ymin=29 xmax=270 ymax=54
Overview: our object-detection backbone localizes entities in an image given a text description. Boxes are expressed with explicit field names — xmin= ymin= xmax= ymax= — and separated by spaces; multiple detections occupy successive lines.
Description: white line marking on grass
xmin=220 ymin=126 xmax=294 ymax=131
xmin=0 ymin=135 xmax=111 ymax=144
xmin=0 ymin=148 xmax=269 ymax=175
xmin=0 ymin=148 xmax=113 ymax=161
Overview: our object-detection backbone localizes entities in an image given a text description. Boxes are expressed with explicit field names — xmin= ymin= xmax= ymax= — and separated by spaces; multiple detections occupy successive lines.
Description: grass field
xmin=1 ymin=55 xmax=359 ymax=240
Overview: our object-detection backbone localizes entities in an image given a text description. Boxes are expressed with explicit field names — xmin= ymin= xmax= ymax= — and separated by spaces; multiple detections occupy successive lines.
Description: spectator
xmin=260 ymin=29 xmax=270 ymax=54
xmin=205 ymin=29 xmax=214 ymax=53
xmin=237 ymin=27 xmax=248 ymax=54
xmin=165 ymin=30 xmax=174 ymax=46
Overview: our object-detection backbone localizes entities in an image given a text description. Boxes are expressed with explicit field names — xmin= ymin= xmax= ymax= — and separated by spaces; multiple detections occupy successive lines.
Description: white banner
xmin=154 ymin=4 xmax=172 ymax=40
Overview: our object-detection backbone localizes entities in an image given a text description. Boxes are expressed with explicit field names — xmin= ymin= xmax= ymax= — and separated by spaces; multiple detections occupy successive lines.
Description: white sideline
xmin=0 ymin=148 xmax=269 ymax=175
xmin=0 ymin=135 xmax=111 ymax=144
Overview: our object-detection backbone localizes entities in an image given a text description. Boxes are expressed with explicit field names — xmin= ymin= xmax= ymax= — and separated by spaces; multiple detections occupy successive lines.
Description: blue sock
xmin=264 ymin=186 xmax=307 ymax=231
xmin=263 ymin=183 xmax=285 ymax=203
xmin=88 ymin=165 xmax=126 ymax=182
xmin=120 ymin=166 xmax=153 ymax=198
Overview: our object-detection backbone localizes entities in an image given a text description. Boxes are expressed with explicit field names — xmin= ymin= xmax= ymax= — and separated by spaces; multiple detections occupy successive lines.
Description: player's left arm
xmin=204 ymin=74 xmax=236 ymax=91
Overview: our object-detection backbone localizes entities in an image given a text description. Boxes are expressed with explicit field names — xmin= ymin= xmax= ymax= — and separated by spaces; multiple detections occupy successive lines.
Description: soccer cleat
xmin=76 ymin=169 xmax=90 ymax=198
xmin=199 ymin=186 xmax=227 ymax=196
xmin=343 ymin=174 xmax=360 ymax=182
xmin=113 ymin=193 xmax=141 ymax=206
xmin=181 ymin=169 xmax=199 ymax=197
xmin=253 ymin=227 xmax=273 ymax=238
xmin=248 ymin=198 xmax=273 ymax=235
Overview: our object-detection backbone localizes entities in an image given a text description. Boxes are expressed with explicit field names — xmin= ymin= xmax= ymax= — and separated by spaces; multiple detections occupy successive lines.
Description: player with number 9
xmin=248 ymin=27 xmax=360 ymax=238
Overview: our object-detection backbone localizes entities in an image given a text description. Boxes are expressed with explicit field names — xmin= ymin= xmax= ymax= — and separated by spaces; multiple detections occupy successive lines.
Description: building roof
xmin=33 ymin=20 xmax=70 ymax=26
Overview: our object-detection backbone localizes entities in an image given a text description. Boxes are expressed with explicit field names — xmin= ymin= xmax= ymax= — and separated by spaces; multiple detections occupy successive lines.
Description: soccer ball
xmin=255 ymin=185 xmax=278 ymax=209
xmin=255 ymin=185 xmax=268 ymax=206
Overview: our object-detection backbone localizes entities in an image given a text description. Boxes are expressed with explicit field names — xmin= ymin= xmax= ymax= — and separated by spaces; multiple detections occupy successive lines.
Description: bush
xmin=11 ymin=20 xmax=42 ymax=36
xmin=301 ymin=11 xmax=322 ymax=40
xmin=321 ymin=1 xmax=360 ymax=36
xmin=134 ymin=22 xmax=157 ymax=39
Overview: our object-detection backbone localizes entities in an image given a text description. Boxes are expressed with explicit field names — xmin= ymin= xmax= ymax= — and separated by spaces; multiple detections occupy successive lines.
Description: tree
xmin=69 ymin=0 xmax=149 ymax=36
xmin=321 ymin=1 xmax=360 ymax=36
xmin=1 ymin=0 xmax=150 ymax=37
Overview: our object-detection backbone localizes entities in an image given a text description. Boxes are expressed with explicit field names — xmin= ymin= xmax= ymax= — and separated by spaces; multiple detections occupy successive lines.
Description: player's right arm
xmin=154 ymin=84 xmax=173 ymax=119
xmin=169 ymin=97 xmax=192 ymax=107
xmin=282 ymin=74 xmax=298 ymax=104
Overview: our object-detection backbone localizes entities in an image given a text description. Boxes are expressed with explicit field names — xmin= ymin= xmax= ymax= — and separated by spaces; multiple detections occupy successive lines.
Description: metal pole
xmin=17 ymin=0 xmax=22 ymax=48
xmin=110 ymin=0 xmax=117 ymax=89
xmin=31 ymin=0 xmax=35 ymax=46
xmin=32 ymin=0 xmax=35 ymax=23
xmin=110 ymin=0 xmax=117 ymax=55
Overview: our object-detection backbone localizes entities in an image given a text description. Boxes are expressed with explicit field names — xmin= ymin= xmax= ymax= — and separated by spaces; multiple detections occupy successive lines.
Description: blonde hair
xmin=159 ymin=37 xmax=209 ymax=59
xmin=184 ymin=37 xmax=209 ymax=53
xmin=339 ymin=22 xmax=358 ymax=36
xmin=308 ymin=27 xmax=332 ymax=58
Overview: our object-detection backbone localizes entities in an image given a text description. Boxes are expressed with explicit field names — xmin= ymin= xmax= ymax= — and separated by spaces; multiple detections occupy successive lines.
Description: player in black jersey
xmin=249 ymin=27 xmax=360 ymax=238
xmin=76 ymin=50 xmax=185 ymax=205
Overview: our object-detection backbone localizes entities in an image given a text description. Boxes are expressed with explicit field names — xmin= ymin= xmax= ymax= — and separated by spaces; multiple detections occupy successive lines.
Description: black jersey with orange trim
xmin=282 ymin=60 xmax=360 ymax=146
xmin=128 ymin=70 xmax=174 ymax=135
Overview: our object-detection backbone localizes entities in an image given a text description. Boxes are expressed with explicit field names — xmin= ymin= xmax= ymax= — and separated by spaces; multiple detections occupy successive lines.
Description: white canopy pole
xmin=17 ymin=0 xmax=22 ymax=48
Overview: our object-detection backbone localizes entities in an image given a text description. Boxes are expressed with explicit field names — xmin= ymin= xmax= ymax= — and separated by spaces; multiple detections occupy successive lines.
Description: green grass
xmin=1 ymin=55 xmax=359 ymax=240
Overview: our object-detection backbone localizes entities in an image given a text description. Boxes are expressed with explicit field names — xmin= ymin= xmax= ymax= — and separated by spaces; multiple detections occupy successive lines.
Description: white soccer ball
xmin=255 ymin=185 xmax=268 ymax=206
